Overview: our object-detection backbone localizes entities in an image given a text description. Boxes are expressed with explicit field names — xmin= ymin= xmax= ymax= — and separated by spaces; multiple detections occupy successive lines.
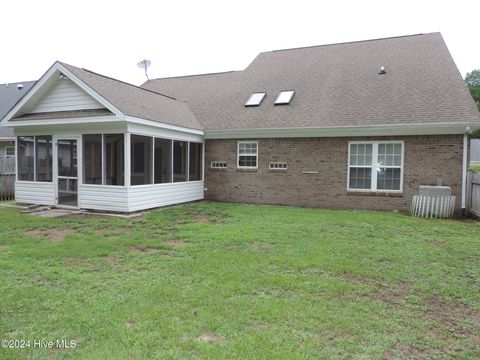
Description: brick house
xmin=2 ymin=33 xmax=480 ymax=212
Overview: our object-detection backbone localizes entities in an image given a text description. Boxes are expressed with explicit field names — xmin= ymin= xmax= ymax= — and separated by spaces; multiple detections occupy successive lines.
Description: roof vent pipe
xmin=379 ymin=66 xmax=386 ymax=75
xmin=17 ymin=84 xmax=24 ymax=90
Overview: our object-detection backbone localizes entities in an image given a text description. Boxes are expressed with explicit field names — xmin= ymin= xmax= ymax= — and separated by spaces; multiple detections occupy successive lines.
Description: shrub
xmin=470 ymin=163 xmax=480 ymax=173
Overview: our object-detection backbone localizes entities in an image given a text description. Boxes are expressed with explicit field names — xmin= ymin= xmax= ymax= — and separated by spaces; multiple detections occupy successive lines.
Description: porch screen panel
xmin=83 ymin=135 xmax=102 ymax=184
xmin=131 ymin=135 xmax=152 ymax=185
xmin=17 ymin=136 xmax=34 ymax=181
xmin=189 ymin=142 xmax=203 ymax=181
xmin=173 ymin=140 xmax=188 ymax=182
xmin=35 ymin=136 xmax=52 ymax=182
xmin=154 ymin=138 xmax=172 ymax=184
xmin=105 ymin=134 xmax=125 ymax=186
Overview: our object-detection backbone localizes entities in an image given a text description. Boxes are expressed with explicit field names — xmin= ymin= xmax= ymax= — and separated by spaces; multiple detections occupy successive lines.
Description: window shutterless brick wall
xmin=204 ymin=135 xmax=464 ymax=211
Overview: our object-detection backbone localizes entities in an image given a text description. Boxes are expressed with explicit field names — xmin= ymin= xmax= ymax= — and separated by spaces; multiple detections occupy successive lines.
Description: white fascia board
xmin=205 ymin=122 xmax=480 ymax=139
xmin=4 ymin=115 xmax=119 ymax=127
xmin=3 ymin=62 xmax=125 ymax=124
xmin=125 ymin=115 xmax=204 ymax=136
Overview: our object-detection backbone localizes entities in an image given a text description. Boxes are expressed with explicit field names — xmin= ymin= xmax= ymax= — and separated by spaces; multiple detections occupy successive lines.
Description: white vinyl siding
xmin=348 ymin=141 xmax=404 ymax=192
xmin=78 ymin=185 xmax=129 ymax=212
xmin=128 ymin=182 xmax=204 ymax=212
xmin=15 ymin=181 xmax=55 ymax=205
xmin=29 ymin=80 xmax=104 ymax=113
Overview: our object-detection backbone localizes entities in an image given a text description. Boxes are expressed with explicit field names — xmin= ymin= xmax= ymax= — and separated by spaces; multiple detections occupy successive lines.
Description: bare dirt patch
xmin=427 ymin=239 xmax=449 ymax=249
xmin=130 ymin=246 xmax=160 ymax=254
xmin=374 ymin=282 xmax=412 ymax=305
xmin=0 ymin=245 xmax=8 ymax=252
xmin=251 ymin=242 xmax=276 ymax=253
xmin=125 ymin=320 xmax=137 ymax=331
xmin=104 ymin=255 xmax=121 ymax=265
xmin=423 ymin=296 xmax=480 ymax=339
xmin=164 ymin=240 xmax=190 ymax=248
xmin=185 ymin=210 xmax=231 ymax=224
xmin=26 ymin=228 xmax=76 ymax=243
xmin=95 ymin=227 xmax=132 ymax=238
xmin=185 ymin=211 xmax=211 ymax=224
xmin=196 ymin=332 xmax=219 ymax=342
xmin=381 ymin=343 xmax=428 ymax=359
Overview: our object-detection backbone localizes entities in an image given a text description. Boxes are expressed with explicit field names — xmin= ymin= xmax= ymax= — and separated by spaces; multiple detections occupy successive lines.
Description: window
xmin=35 ymin=136 xmax=52 ymax=182
xmin=245 ymin=92 xmax=266 ymax=107
xmin=105 ymin=134 xmax=124 ymax=186
xmin=173 ymin=140 xmax=188 ymax=182
xmin=131 ymin=135 xmax=153 ymax=185
xmin=154 ymin=138 xmax=172 ymax=184
xmin=348 ymin=142 xmax=403 ymax=192
xmin=83 ymin=134 xmax=102 ymax=184
xmin=211 ymin=161 xmax=227 ymax=169
xmin=269 ymin=161 xmax=287 ymax=170
xmin=5 ymin=146 xmax=15 ymax=157
xmin=237 ymin=141 xmax=258 ymax=169
xmin=274 ymin=90 xmax=295 ymax=105
xmin=17 ymin=136 xmax=35 ymax=181
xmin=189 ymin=142 xmax=203 ymax=181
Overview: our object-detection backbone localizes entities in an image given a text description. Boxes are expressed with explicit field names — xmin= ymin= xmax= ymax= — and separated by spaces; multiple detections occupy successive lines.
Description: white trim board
xmin=205 ymin=123 xmax=480 ymax=139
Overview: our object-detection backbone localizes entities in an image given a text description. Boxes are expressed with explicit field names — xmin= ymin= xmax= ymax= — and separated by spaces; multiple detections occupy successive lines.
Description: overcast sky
xmin=1 ymin=0 xmax=479 ymax=86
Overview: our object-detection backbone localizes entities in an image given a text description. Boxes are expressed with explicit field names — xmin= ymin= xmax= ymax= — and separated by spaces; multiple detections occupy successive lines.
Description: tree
xmin=465 ymin=69 xmax=480 ymax=111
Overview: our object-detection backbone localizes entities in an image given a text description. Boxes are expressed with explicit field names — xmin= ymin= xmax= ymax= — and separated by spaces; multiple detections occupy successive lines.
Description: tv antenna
xmin=137 ymin=59 xmax=152 ymax=80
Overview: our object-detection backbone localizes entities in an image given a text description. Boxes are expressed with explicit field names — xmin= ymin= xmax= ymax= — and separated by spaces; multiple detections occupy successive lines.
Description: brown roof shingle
xmin=142 ymin=33 xmax=480 ymax=131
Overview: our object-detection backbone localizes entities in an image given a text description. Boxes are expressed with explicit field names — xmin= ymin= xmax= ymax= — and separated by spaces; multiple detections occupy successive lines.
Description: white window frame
xmin=269 ymin=161 xmax=287 ymax=170
xmin=347 ymin=140 xmax=404 ymax=193
xmin=5 ymin=145 xmax=15 ymax=158
xmin=211 ymin=161 xmax=227 ymax=169
xmin=237 ymin=141 xmax=258 ymax=169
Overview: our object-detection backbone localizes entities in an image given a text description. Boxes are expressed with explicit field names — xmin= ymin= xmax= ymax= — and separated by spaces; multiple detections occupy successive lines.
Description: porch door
xmin=57 ymin=139 xmax=78 ymax=206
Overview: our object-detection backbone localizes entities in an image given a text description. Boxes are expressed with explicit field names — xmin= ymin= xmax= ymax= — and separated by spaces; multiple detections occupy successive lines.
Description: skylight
xmin=245 ymin=92 xmax=266 ymax=107
xmin=275 ymin=90 xmax=295 ymax=105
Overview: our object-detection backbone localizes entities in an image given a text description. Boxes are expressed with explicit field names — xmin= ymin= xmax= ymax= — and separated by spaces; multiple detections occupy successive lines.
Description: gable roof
xmin=0 ymin=81 xmax=36 ymax=138
xmin=4 ymin=62 xmax=202 ymax=131
xmin=142 ymin=33 xmax=480 ymax=132
xmin=56 ymin=63 xmax=203 ymax=131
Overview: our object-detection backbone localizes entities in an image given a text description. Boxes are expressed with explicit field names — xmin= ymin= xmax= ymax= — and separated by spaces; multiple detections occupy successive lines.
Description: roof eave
xmin=205 ymin=122 xmax=480 ymax=139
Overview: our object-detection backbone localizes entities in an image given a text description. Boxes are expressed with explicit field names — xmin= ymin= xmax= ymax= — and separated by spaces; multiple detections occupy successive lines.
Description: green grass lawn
xmin=0 ymin=202 xmax=479 ymax=359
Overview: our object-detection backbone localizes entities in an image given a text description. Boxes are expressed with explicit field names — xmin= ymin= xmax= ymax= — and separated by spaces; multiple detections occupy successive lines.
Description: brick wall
xmin=204 ymin=135 xmax=464 ymax=211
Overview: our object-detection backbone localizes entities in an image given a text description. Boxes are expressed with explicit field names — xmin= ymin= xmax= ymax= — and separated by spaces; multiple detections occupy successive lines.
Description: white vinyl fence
xmin=467 ymin=172 xmax=480 ymax=217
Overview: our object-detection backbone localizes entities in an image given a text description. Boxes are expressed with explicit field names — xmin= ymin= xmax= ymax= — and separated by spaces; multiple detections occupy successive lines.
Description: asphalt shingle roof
xmin=59 ymin=63 xmax=203 ymax=130
xmin=0 ymin=81 xmax=36 ymax=137
xmin=142 ymin=33 xmax=480 ymax=131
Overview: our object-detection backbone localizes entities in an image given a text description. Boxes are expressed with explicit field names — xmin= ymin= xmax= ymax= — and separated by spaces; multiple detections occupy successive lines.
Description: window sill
xmin=347 ymin=190 xmax=403 ymax=197
xmin=236 ymin=168 xmax=257 ymax=173
xmin=209 ymin=168 xmax=227 ymax=171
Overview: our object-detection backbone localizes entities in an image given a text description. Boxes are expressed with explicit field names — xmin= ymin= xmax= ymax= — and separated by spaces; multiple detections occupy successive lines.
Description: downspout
xmin=461 ymin=127 xmax=470 ymax=215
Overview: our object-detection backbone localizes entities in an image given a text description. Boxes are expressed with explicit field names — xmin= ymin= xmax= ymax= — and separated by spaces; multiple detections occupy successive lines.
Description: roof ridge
xmin=148 ymin=70 xmax=238 ymax=82
xmin=72 ymin=66 xmax=178 ymax=101
xmin=268 ymin=33 xmax=433 ymax=53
